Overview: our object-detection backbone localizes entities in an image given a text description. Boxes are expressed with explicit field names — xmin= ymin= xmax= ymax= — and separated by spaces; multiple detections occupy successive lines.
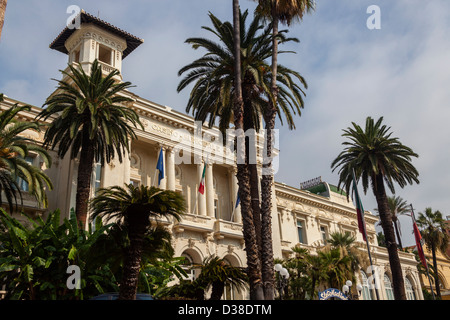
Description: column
xmin=230 ymin=167 xmax=241 ymax=223
xmin=124 ymin=147 xmax=131 ymax=186
xmin=197 ymin=162 xmax=207 ymax=216
xmin=270 ymin=180 xmax=282 ymax=258
xmin=166 ymin=147 xmax=176 ymax=191
xmin=206 ymin=163 xmax=214 ymax=218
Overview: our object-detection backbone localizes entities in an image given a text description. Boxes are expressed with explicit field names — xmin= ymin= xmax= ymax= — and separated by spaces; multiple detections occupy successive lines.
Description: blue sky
xmin=1 ymin=0 xmax=450 ymax=246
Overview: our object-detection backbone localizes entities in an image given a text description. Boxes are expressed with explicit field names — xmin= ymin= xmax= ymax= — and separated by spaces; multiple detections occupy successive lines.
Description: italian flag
xmin=352 ymin=171 xmax=367 ymax=241
xmin=198 ymin=164 xmax=206 ymax=195
xmin=412 ymin=215 xmax=428 ymax=269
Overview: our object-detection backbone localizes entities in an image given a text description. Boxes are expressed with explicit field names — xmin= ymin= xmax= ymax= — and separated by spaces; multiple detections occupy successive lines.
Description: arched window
xmin=405 ymin=278 xmax=416 ymax=300
xmin=360 ymin=271 xmax=373 ymax=300
xmin=384 ymin=274 xmax=394 ymax=300
xmin=222 ymin=256 xmax=244 ymax=300
xmin=181 ymin=252 xmax=196 ymax=281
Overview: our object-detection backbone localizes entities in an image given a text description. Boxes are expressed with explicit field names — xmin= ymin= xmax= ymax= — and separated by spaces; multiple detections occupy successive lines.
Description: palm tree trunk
xmin=259 ymin=3 xmax=279 ymax=301
xmin=75 ymin=132 xmax=95 ymax=229
xmin=310 ymin=276 xmax=316 ymax=300
xmin=393 ymin=219 xmax=403 ymax=249
xmin=0 ymin=0 xmax=7 ymax=42
xmin=232 ymin=0 xmax=264 ymax=300
xmin=243 ymin=99 xmax=262 ymax=254
xmin=119 ymin=213 xmax=148 ymax=300
xmin=210 ymin=281 xmax=225 ymax=300
xmin=431 ymin=243 xmax=442 ymax=299
xmin=373 ymin=174 xmax=406 ymax=300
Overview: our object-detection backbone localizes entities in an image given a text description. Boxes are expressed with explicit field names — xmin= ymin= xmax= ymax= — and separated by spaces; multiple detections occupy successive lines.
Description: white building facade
xmin=0 ymin=11 xmax=423 ymax=300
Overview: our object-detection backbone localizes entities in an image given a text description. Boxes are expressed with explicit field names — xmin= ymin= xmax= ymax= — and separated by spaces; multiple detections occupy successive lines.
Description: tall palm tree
xmin=0 ymin=0 xmax=7 ymax=41
xmin=416 ymin=207 xmax=449 ymax=299
xmin=232 ymin=0 xmax=264 ymax=300
xmin=90 ymin=184 xmax=186 ymax=300
xmin=37 ymin=60 xmax=143 ymax=229
xmin=331 ymin=116 xmax=420 ymax=300
xmin=178 ymin=9 xmax=306 ymax=300
xmin=253 ymin=0 xmax=315 ymax=299
xmin=178 ymin=11 xmax=305 ymax=136
xmin=0 ymin=95 xmax=53 ymax=211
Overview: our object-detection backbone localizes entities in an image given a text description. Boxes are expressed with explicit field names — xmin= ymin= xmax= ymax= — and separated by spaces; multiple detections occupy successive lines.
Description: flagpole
xmin=352 ymin=169 xmax=380 ymax=300
xmin=410 ymin=204 xmax=436 ymax=300
xmin=191 ymin=191 xmax=198 ymax=215
xmin=231 ymin=189 xmax=241 ymax=223
xmin=153 ymin=169 xmax=158 ymax=187
xmin=154 ymin=147 xmax=164 ymax=187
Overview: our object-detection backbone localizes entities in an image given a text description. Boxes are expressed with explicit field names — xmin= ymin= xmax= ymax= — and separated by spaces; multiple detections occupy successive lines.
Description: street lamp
xmin=342 ymin=280 xmax=363 ymax=300
xmin=274 ymin=264 xmax=290 ymax=300
xmin=356 ymin=284 xmax=363 ymax=297
xmin=342 ymin=280 xmax=352 ymax=300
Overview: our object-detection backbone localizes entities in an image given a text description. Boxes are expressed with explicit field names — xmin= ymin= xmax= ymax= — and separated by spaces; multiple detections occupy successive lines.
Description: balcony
xmin=172 ymin=213 xmax=214 ymax=235
xmin=213 ymin=219 xmax=243 ymax=240
xmin=64 ymin=61 xmax=122 ymax=81
xmin=98 ymin=61 xmax=118 ymax=74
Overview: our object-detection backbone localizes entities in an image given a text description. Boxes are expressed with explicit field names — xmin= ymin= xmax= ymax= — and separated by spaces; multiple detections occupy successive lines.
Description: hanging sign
xmin=318 ymin=288 xmax=348 ymax=300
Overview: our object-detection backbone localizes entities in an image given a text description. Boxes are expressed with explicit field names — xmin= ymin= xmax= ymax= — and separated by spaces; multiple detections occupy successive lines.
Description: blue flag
xmin=235 ymin=191 xmax=240 ymax=208
xmin=156 ymin=148 xmax=164 ymax=186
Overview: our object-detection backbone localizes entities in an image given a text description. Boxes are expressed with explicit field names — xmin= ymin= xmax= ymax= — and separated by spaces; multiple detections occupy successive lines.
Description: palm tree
xmin=90 ymin=184 xmax=186 ymax=300
xmin=327 ymin=231 xmax=369 ymax=293
xmin=318 ymin=247 xmax=352 ymax=290
xmin=231 ymin=0 xmax=264 ymax=300
xmin=377 ymin=231 xmax=386 ymax=247
xmin=0 ymin=0 xmax=7 ymax=41
xmin=304 ymin=252 xmax=325 ymax=299
xmin=287 ymin=246 xmax=324 ymax=300
xmin=178 ymin=11 xmax=305 ymax=136
xmin=416 ymin=207 xmax=449 ymax=299
xmin=375 ymin=195 xmax=409 ymax=249
xmin=37 ymin=60 xmax=143 ymax=229
xmin=178 ymin=9 xmax=306 ymax=300
xmin=197 ymin=256 xmax=248 ymax=300
xmin=253 ymin=0 xmax=315 ymax=299
xmin=331 ymin=116 xmax=420 ymax=300
xmin=89 ymin=221 xmax=184 ymax=296
xmin=0 ymin=95 xmax=53 ymax=211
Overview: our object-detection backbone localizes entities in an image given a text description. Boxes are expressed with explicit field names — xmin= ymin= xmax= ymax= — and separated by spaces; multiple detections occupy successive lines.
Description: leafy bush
xmin=0 ymin=208 xmax=186 ymax=299
xmin=0 ymin=209 xmax=117 ymax=299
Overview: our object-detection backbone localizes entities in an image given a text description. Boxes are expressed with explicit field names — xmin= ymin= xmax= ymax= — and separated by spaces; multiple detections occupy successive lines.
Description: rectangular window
xmin=297 ymin=220 xmax=305 ymax=244
xmin=74 ymin=48 xmax=80 ymax=63
xmin=92 ymin=163 xmax=102 ymax=194
xmin=278 ymin=213 xmax=283 ymax=240
xmin=321 ymin=226 xmax=328 ymax=245
xmin=214 ymin=199 xmax=219 ymax=219
xmin=16 ymin=157 xmax=34 ymax=192
xmin=98 ymin=44 xmax=112 ymax=65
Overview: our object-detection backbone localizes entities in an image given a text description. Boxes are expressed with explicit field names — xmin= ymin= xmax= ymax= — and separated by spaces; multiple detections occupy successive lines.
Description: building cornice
xmin=275 ymin=181 xmax=378 ymax=224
